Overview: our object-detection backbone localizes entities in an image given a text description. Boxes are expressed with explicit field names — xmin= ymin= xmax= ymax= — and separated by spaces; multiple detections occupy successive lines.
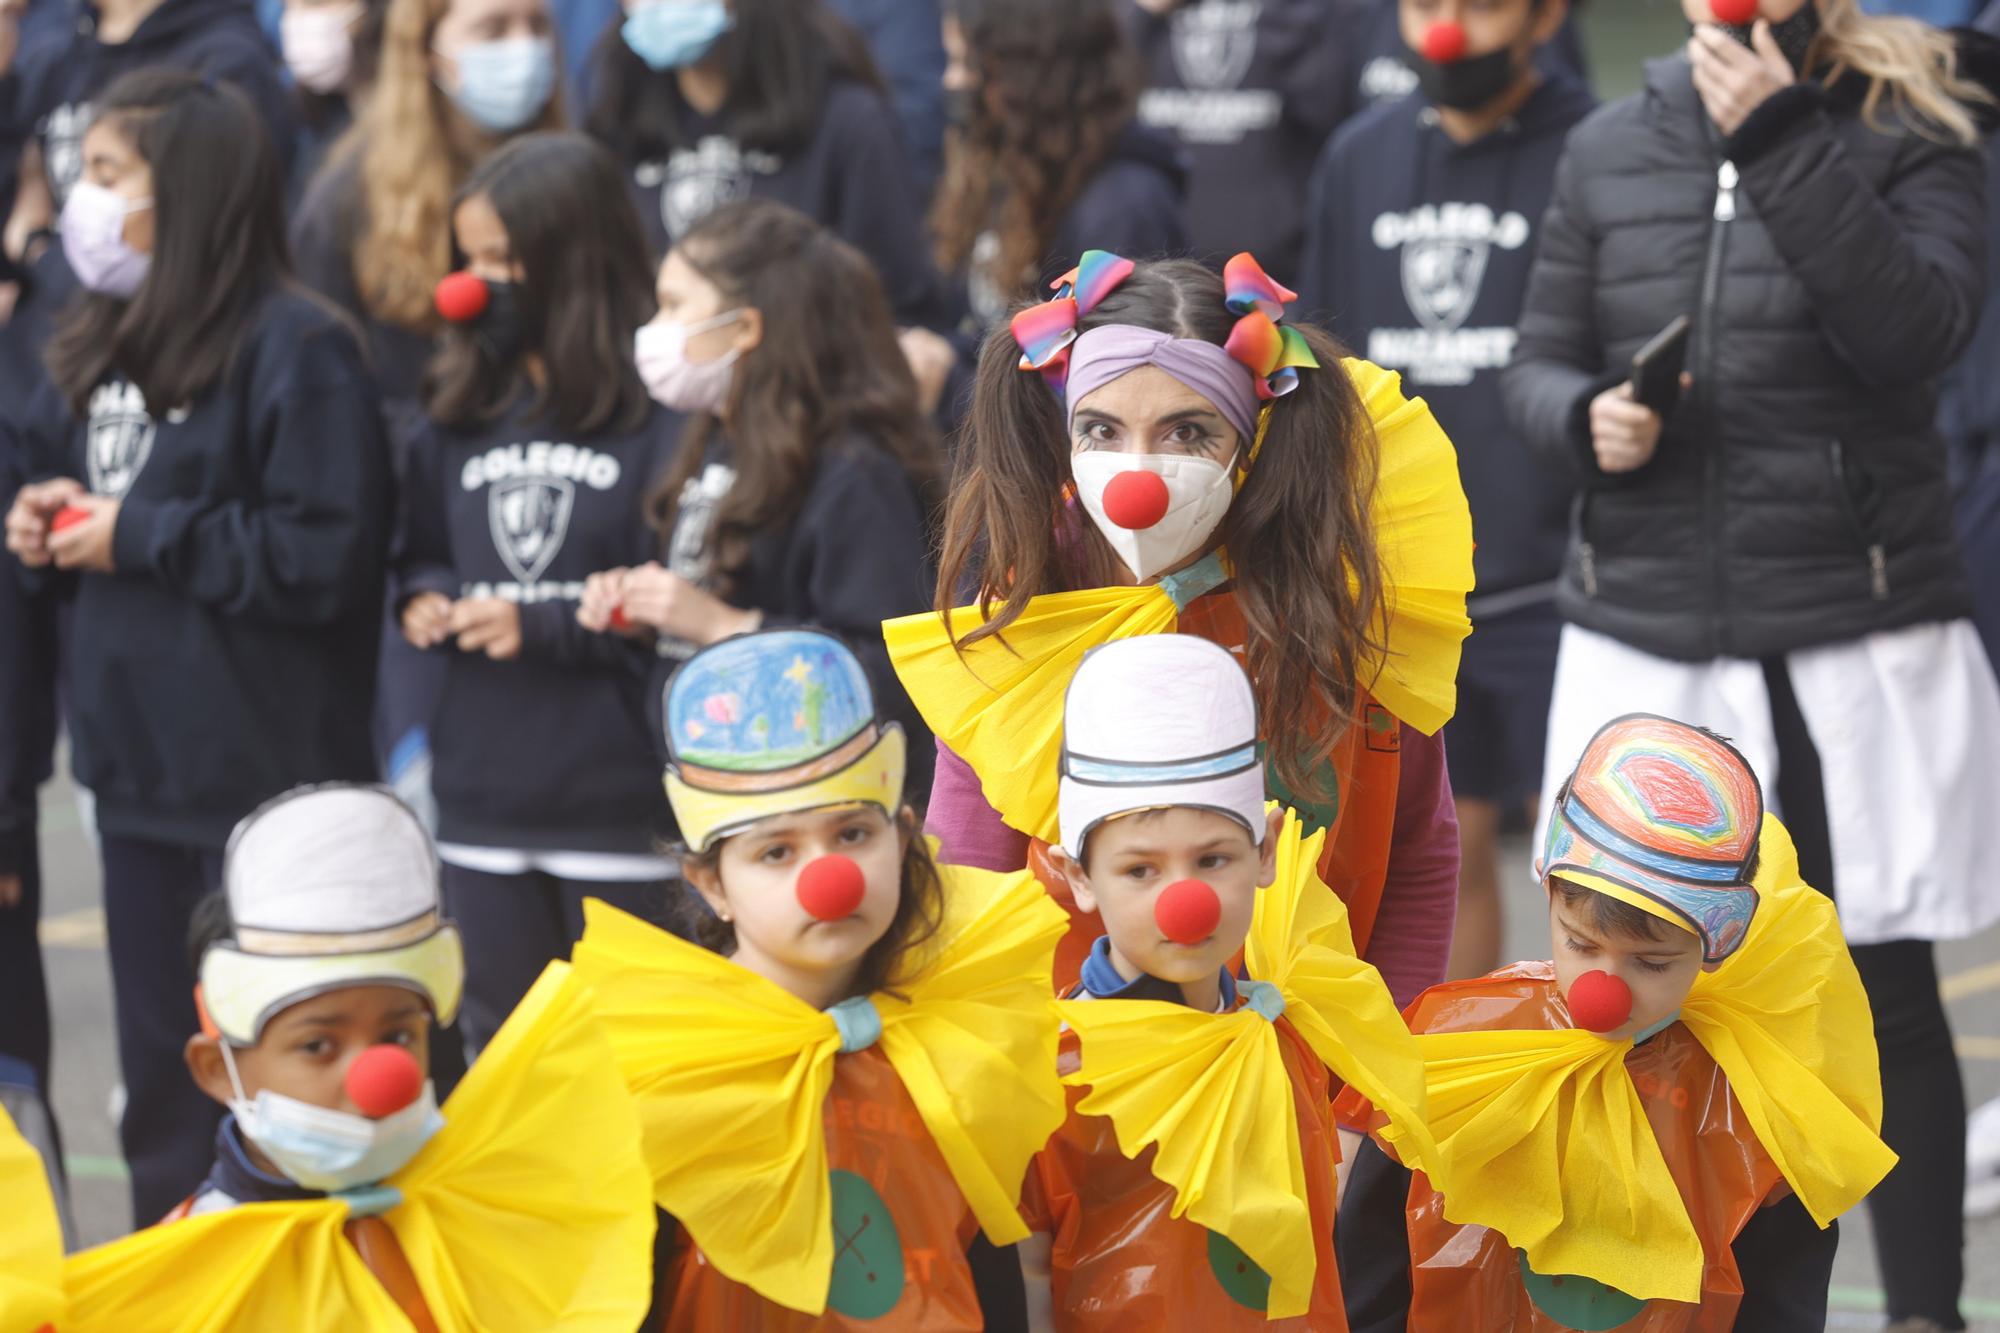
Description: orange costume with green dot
xmin=1024 ymin=1022 xmax=1349 ymax=1330
xmin=1339 ymin=965 xmax=1790 ymax=1332
xmin=663 ymin=1044 xmax=986 ymax=1333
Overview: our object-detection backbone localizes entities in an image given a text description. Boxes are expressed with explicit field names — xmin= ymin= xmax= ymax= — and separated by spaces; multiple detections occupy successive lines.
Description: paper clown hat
xmin=663 ymin=629 xmax=907 ymax=853
xmin=198 ymin=784 xmax=464 ymax=1047
xmin=1538 ymin=714 xmax=1764 ymax=963
xmin=1058 ymin=634 xmax=1267 ymax=859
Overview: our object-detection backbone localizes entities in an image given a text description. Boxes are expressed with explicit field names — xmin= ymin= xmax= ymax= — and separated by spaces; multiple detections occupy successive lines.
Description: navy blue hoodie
xmin=9 ymin=290 xmax=391 ymax=848
xmin=615 ymin=79 xmax=944 ymax=329
xmin=1344 ymin=0 xmax=1589 ymax=112
xmin=1302 ymin=73 xmax=1596 ymax=600
xmin=396 ymin=397 xmax=677 ymax=854
xmin=1124 ymin=0 xmax=1355 ymax=277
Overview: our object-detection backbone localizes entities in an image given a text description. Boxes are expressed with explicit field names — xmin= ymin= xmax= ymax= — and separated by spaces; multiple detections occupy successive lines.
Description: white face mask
xmin=1071 ymin=449 xmax=1236 ymax=584
xmin=282 ymin=3 xmax=363 ymax=94
xmin=634 ymin=308 xmax=746 ymax=413
xmin=222 ymin=1044 xmax=443 ymax=1193
xmin=60 ymin=180 xmax=153 ymax=298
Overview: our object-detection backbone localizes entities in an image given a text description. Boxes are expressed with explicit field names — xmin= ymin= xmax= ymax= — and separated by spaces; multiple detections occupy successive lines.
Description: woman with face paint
xmin=1 ymin=71 xmax=392 ymax=1224
xmin=891 ymin=251 xmax=1476 ymax=1014
xmin=584 ymin=0 xmax=943 ymax=329
xmin=1502 ymin=4 xmax=2000 ymax=1328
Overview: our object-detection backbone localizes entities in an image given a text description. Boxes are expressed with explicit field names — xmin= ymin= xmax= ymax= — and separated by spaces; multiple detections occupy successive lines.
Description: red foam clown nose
xmin=1101 ymin=470 xmax=1172 ymax=530
xmin=1420 ymin=20 xmax=1468 ymax=64
xmin=797 ymin=855 xmax=867 ymax=922
xmin=51 ymin=505 xmax=91 ymax=534
xmin=1154 ymin=879 xmax=1222 ymax=946
xmin=608 ymin=605 xmax=631 ymax=632
xmin=1566 ymin=969 xmax=1634 ymax=1034
xmin=1709 ymin=0 xmax=1758 ymax=23
xmin=434 ymin=271 xmax=490 ymax=324
xmin=345 ymin=1044 xmax=425 ymax=1119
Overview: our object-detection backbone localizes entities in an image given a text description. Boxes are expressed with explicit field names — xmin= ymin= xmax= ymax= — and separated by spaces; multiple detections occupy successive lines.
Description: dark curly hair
xmin=931 ymin=0 xmax=1139 ymax=300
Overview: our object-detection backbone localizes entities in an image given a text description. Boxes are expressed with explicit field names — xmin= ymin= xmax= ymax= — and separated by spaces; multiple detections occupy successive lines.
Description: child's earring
xmin=717 ymin=908 xmax=733 ymax=923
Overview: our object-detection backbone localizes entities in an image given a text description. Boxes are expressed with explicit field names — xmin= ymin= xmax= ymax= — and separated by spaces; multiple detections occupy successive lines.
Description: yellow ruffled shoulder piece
xmin=1680 ymin=814 xmax=1897 ymax=1227
xmin=1385 ymin=1024 xmax=1703 ymax=1304
xmin=0 ymin=1105 xmax=65 ymax=1333
xmin=1053 ymin=809 xmax=1435 ymax=1320
xmin=569 ymin=860 xmax=1066 ymax=1316
xmin=883 ymin=359 xmax=1470 ymax=842
xmin=1342 ymin=357 xmax=1475 ymax=737
xmin=62 ymin=963 xmax=655 ymax=1333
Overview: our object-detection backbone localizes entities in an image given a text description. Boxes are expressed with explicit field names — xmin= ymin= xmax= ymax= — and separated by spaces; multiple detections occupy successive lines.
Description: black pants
xmin=0 ymin=822 xmax=52 ymax=1095
xmin=1763 ymin=660 xmax=1967 ymax=1330
xmin=99 ymin=832 xmax=225 ymax=1225
xmin=441 ymin=863 xmax=677 ymax=1053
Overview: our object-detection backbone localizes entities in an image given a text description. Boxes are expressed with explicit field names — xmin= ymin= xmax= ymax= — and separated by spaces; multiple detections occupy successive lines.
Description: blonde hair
xmin=1814 ymin=0 xmax=1993 ymax=147
xmin=335 ymin=0 xmax=564 ymax=329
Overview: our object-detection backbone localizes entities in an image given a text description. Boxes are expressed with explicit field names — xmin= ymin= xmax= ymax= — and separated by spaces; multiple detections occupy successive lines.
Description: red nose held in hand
xmin=1709 ymin=0 xmax=1758 ymax=26
xmin=1101 ymin=470 xmax=1171 ymax=530
xmin=434 ymin=271 xmax=490 ymax=324
xmin=1567 ymin=969 xmax=1634 ymax=1034
xmin=1155 ymin=879 xmax=1222 ymax=946
xmin=608 ymin=604 xmax=631 ymax=632
xmin=1420 ymin=20 xmax=1467 ymax=64
xmin=51 ymin=505 xmax=92 ymax=534
xmin=797 ymin=855 xmax=867 ymax=922
xmin=346 ymin=1044 xmax=426 ymax=1119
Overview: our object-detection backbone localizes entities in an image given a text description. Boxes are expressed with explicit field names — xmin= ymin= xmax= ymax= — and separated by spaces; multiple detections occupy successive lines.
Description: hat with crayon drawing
xmin=1538 ymin=714 xmax=1764 ymax=964
xmin=663 ymin=629 xmax=907 ymax=853
xmin=197 ymin=784 xmax=463 ymax=1046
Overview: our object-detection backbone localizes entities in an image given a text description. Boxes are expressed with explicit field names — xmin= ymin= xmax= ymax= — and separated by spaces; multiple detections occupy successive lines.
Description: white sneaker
xmin=1967 ymin=1094 xmax=2000 ymax=1219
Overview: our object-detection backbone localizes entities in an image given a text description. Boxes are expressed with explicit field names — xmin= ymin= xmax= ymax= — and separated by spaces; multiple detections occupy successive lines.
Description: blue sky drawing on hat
xmin=666 ymin=630 xmax=876 ymax=774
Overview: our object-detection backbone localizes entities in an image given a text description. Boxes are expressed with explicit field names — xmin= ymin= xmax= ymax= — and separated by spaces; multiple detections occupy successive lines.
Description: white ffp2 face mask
xmin=1071 ymin=449 xmax=1235 ymax=584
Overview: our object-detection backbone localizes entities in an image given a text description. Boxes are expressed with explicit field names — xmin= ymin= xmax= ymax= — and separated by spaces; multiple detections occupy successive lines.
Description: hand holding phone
xmin=1629 ymin=315 xmax=1691 ymax=418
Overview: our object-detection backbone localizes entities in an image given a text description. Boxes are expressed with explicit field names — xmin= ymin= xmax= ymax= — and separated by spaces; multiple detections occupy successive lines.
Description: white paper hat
xmin=1058 ymin=634 xmax=1267 ymax=858
xmin=197 ymin=784 xmax=463 ymax=1046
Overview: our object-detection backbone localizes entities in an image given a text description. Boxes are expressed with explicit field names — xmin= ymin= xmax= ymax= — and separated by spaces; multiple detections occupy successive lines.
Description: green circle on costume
xmin=1516 ymin=1251 xmax=1647 ymax=1330
xmin=1206 ymin=1229 xmax=1272 ymax=1311
xmin=826 ymin=1170 xmax=905 ymax=1318
xmin=1265 ymin=755 xmax=1339 ymax=836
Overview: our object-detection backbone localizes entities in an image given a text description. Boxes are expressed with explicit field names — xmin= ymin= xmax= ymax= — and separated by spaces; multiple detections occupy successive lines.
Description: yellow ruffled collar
xmin=1053 ymin=810 xmax=1442 ymax=1320
xmin=884 ymin=358 xmax=1473 ymax=844
xmin=568 ymin=861 xmax=1068 ymax=1316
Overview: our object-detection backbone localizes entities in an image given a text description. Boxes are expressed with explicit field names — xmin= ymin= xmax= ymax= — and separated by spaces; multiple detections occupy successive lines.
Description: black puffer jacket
xmin=1503 ymin=47 xmax=1991 ymax=661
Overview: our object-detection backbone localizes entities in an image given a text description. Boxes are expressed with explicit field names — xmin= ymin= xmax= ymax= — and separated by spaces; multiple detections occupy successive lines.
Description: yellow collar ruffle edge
xmin=58 ymin=963 xmax=656 ymax=1333
xmin=883 ymin=358 xmax=1473 ymax=845
xmin=0 ymin=1104 xmax=63 ymax=1331
xmin=567 ymin=858 xmax=1068 ymax=1316
xmin=1380 ymin=813 xmax=1896 ymax=1304
xmin=1051 ymin=810 xmax=1443 ymax=1320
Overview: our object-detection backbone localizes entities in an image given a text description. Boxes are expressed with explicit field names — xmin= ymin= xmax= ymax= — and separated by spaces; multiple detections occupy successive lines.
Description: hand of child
xmin=401 ymin=591 xmax=455 ymax=649
xmin=576 ymin=567 xmax=632 ymax=634
xmin=0 ymin=874 xmax=20 ymax=910
xmin=450 ymin=597 xmax=523 ymax=660
xmin=4 ymin=476 xmax=86 ymax=567
xmin=47 ymin=494 xmax=120 ymax=573
xmin=616 ymin=563 xmax=760 ymax=646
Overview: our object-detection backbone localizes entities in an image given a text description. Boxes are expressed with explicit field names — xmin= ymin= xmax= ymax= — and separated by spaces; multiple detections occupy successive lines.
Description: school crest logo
xmin=1401 ymin=236 xmax=1489 ymax=333
xmin=42 ymin=102 xmax=92 ymax=206
xmin=1170 ymin=1 xmax=1260 ymax=91
xmin=488 ymin=476 xmax=574 ymax=585
xmin=649 ymin=136 xmax=779 ymax=241
xmin=85 ymin=381 xmax=155 ymax=497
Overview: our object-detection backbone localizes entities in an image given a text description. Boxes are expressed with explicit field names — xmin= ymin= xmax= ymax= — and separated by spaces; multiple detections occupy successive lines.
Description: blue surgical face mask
xmin=223 ymin=1044 xmax=444 ymax=1193
xmin=441 ymin=35 xmax=556 ymax=134
xmin=622 ymin=0 xmax=734 ymax=72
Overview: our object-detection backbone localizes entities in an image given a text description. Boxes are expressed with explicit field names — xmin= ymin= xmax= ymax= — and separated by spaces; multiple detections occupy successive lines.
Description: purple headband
xmin=1064 ymin=326 xmax=1262 ymax=445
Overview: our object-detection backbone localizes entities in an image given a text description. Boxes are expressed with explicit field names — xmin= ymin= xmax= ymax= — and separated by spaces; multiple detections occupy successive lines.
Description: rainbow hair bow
xmin=1222 ymin=252 xmax=1319 ymax=401
xmin=1009 ymin=249 xmax=1136 ymax=393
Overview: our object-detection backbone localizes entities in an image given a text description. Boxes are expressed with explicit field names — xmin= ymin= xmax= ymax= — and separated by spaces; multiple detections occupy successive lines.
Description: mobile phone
xmin=1629 ymin=315 xmax=1691 ymax=417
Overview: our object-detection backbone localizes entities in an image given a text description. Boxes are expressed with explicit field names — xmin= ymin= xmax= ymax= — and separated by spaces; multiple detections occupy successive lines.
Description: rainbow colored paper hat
xmin=1537 ymin=714 xmax=1764 ymax=963
xmin=663 ymin=629 xmax=907 ymax=853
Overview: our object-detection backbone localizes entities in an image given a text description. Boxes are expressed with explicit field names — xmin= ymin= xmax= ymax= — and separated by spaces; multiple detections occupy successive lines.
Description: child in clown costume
xmin=1018 ymin=634 xmax=1444 ymax=1330
xmin=566 ymin=627 xmax=1068 ymax=1331
xmin=29 ymin=783 xmax=657 ymax=1333
xmin=1337 ymin=715 xmax=1896 ymax=1332
xmin=886 ymin=248 xmax=1474 ymax=1007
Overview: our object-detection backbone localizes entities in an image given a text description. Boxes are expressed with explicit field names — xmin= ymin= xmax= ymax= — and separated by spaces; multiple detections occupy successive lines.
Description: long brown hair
xmin=646 ymin=200 xmax=940 ymax=588
xmin=678 ymin=808 xmax=946 ymax=999
xmin=935 ymin=259 xmax=1385 ymax=802
xmin=930 ymin=0 xmax=1138 ymax=298
xmin=334 ymin=0 xmax=563 ymax=330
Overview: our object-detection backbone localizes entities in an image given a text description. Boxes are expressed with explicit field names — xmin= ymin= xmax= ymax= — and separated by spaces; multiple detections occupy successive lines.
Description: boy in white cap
xmin=176 ymin=783 xmax=464 ymax=1218
xmin=1021 ymin=634 xmax=1437 ymax=1329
